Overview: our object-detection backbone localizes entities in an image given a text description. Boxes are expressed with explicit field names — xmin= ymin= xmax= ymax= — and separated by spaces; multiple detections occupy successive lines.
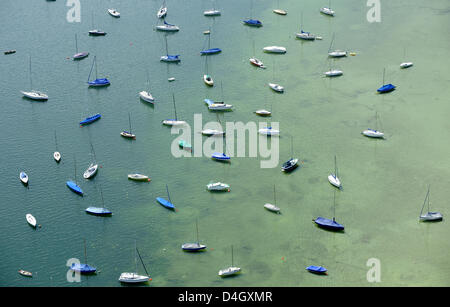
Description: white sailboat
xmin=207 ymin=182 xmax=230 ymax=191
xmin=119 ymin=241 xmax=151 ymax=283
xmin=419 ymin=186 xmax=443 ymax=222
xmin=328 ymin=155 xmax=341 ymax=188
xmin=26 ymin=214 xmax=37 ymax=228
xmin=139 ymin=69 xmax=154 ymax=103
xmin=83 ymin=142 xmax=98 ymax=179
xmin=219 ymin=245 xmax=241 ymax=277
xmin=320 ymin=0 xmax=335 ymax=16
xmin=21 ymin=56 xmax=48 ymax=101
xmin=263 ymin=46 xmax=286 ymax=54
xmin=53 ymin=131 xmax=61 ymax=163
xmin=328 ymin=33 xmax=347 ymax=58
xmin=162 ymin=94 xmax=186 ymax=126
xmin=264 ymin=185 xmax=281 ymax=213
xmin=157 ymin=1 xmax=167 ymax=18
xmin=258 ymin=126 xmax=280 ymax=136
xmin=362 ymin=112 xmax=384 ymax=138
xmin=160 ymin=35 xmax=180 ymax=62
xmin=204 ymin=0 xmax=221 ymax=16
xmin=107 ymin=9 xmax=120 ymax=17
xmin=296 ymin=12 xmax=316 ymax=40
xmin=201 ymin=128 xmax=225 ymax=136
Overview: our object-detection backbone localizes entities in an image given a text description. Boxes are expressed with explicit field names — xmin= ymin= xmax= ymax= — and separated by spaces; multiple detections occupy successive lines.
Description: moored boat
xmin=128 ymin=174 xmax=150 ymax=181
xmin=20 ymin=171 xmax=29 ymax=185
xmin=26 ymin=214 xmax=37 ymax=227
xmin=18 ymin=269 xmax=33 ymax=277
xmin=80 ymin=114 xmax=101 ymax=125
xmin=83 ymin=163 xmax=98 ymax=179
xmin=263 ymin=46 xmax=286 ymax=53
xmin=206 ymin=182 xmax=230 ymax=191
xmin=306 ymin=265 xmax=327 ymax=274
xmin=108 ymin=9 xmax=120 ymax=17
xmin=249 ymin=58 xmax=266 ymax=68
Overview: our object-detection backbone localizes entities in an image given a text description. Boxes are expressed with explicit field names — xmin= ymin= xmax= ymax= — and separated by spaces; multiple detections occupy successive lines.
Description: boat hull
xmin=85 ymin=207 xmax=112 ymax=216
xmin=219 ymin=267 xmax=241 ymax=277
xmin=119 ymin=273 xmax=150 ymax=283
xmin=182 ymin=243 xmax=207 ymax=251
xmin=156 ymin=197 xmax=175 ymax=210
xmin=66 ymin=181 xmax=83 ymax=195
xmin=314 ymin=217 xmax=344 ymax=231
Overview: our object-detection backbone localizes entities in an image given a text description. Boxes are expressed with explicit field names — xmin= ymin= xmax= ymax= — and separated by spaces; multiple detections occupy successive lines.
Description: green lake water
xmin=1 ymin=0 xmax=450 ymax=286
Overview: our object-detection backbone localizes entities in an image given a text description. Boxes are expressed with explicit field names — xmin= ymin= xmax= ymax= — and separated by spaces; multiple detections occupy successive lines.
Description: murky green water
xmin=1 ymin=0 xmax=450 ymax=287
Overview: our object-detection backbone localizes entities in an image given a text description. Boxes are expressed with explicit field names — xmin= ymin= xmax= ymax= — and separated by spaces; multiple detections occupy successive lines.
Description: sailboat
xmin=281 ymin=136 xmax=298 ymax=172
xmin=204 ymin=0 xmax=221 ymax=16
xmin=296 ymin=12 xmax=315 ymax=40
xmin=306 ymin=265 xmax=327 ymax=275
xmin=362 ymin=112 xmax=384 ymax=138
xmin=249 ymin=40 xmax=266 ymax=69
xmin=328 ymin=155 xmax=341 ymax=188
xmin=88 ymin=12 xmax=106 ymax=36
xmin=263 ymin=46 xmax=286 ymax=54
xmin=203 ymin=38 xmax=214 ymax=86
xmin=206 ymin=182 xmax=230 ymax=191
xmin=139 ymin=69 xmax=154 ymax=103
xmin=83 ymin=142 xmax=99 ymax=179
xmin=162 ymin=94 xmax=186 ymax=126
xmin=218 ymin=245 xmax=241 ymax=277
xmin=87 ymin=56 xmax=110 ymax=87
xmin=70 ymin=239 xmax=97 ymax=274
xmin=66 ymin=156 xmax=83 ymax=195
xmin=328 ymin=33 xmax=347 ymax=58
xmin=20 ymin=171 xmax=29 ymax=185
xmin=128 ymin=174 xmax=151 ymax=181
xmin=324 ymin=56 xmax=343 ymax=77
xmin=264 ymin=185 xmax=281 ymax=213
xmin=156 ymin=184 xmax=175 ymax=210
xmin=107 ymin=9 xmax=120 ymax=18
xmin=119 ymin=241 xmax=151 ymax=283
xmin=80 ymin=114 xmax=101 ymax=125
xmin=314 ymin=190 xmax=344 ymax=231
xmin=85 ymin=184 xmax=112 ymax=216
xmin=157 ymin=1 xmax=168 ymax=18
xmin=21 ymin=56 xmax=48 ymax=101
xmin=400 ymin=47 xmax=413 ymax=69
xmin=212 ymin=119 xmax=231 ymax=161
xmin=320 ymin=0 xmax=335 ymax=16
xmin=73 ymin=34 xmax=89 ymax=60
xmin=258 ymin=125 xmax=280 ymax=136
xmin=182 ymin=220 xmax=207 ymax=251
xmin=160 ymin=34 xmax=180 ymax=62
xmin=156 ymin=20 xmax=180 ymax=32
xmin=26 ymin=214 xmax=37 ymax=228
xmin=205 ymin=82 xmax=232 ymax=111
xmin=377 ymin=68 xmax=396 ymax=93
xmin=121 ymin=113 xmax=136 ymax=139
xmin=200 ymin=30 xmax=221 ymax=55
xmin=419 ymin=186 xmax=443 ymax=222
xmin=243 ymin=0 xmax=262 ymax=26
xmin=53 ymin=131 xmax=61 ymax=163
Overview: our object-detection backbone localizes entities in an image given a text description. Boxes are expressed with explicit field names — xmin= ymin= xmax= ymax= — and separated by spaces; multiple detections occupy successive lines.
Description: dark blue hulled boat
xmin=80 ymin=114 xmax=101 ymax=125
xmin=85 ymin=207 xmax=112 ymax=216
xmin=201 ymin=48 xmax=222 ymax=55
xmin=156 ymin=184 xmax=175 ymax=210
xmin=243 ymin=19 xmax=262 ymax=27
xmin=66 ymin=180 xmax=83 ymax=195
xmin=306 ymin=265 xmax=327 ymax=274
xmin=71 ymin=263 xmax=97 ymax=274
xmin=87 ymin=56 xmax=110 ymax=87
xmin=212 ymin=152 xmax=230 ymax=161
xmin=377 ymin=83 xmax=395 ymax=93
xmin=377 ymin=68 xmax=395 ymax=93
xmin=314 ymin=217 xmax=344 ymax=231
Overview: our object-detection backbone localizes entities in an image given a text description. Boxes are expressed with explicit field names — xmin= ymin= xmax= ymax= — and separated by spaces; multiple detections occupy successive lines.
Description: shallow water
xmin=1 ymin=0 xmax=450 ymax=286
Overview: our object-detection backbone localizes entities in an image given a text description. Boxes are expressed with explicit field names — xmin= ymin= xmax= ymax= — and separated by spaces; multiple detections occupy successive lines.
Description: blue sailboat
xmin=85 ymin=185 xmax=112 ymax=216
xmin=314 ymin=190 xmax=344 ymax=231
xmin=87 ymin=56 xmax=110 ymax=87
xmin=156 ymin=184 xmax=175 ymax=210
xmin=212 ymin=132 xmax=230 ymax=161
xmin=243 ymin=19 xmax=262 ymax=27
xmin=71 ymin=240 xmax=97 ymax=274
xmin=67 ymin=156 xmax=83 ymax=195
xmin=201 ymin=48 xmax=222 ymax=55
xmin=160 ymin=35 xmax=180 ymax=62
xmin=80 ymin=114 xmax=101 ymax=125
xmin=377 ymin=68 xmax=395 ymax=93
xmin=306 ymin=265 xmax=327 ymax=274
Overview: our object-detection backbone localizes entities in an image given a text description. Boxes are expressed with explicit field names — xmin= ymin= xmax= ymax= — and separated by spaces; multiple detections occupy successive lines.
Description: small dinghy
xmin=80 ymin=114 xmax=101 ymax=125
xmin=4 ymin=50 xmax=16 ymax=55
xmin=182 ymin=220 xmax=207 ymax=251
xmin=156 ymin=20 xmax=180 ymax=32
xmin=258 ymin=127 xmax=280 ymax=136
xmin=18 ymin=269 xmax=33 ymax=277
xmin=263 ymin=46 xmax=286 ymax=54
xmin=328 ymin=50 xmax=347 ymax=57
xmin=273 ymin=9 xmax=287 ymax=15
xmin=20 ymin=171 xmax=29 ymax=185
xmin=162 ymin=119 xmax=186 ymax=126
xmin=26 ymin=214 xmax=37 ymax=227
xmin=108 ymin=9 xmax=120 ymax=17
xmin=306 ymin=265 xmax=327 ymax=274
xmin=21 ymin=91 xmax=48 ymax=101
xmin=168 ymin=77 xmax=176 ymax=81
xmin=71 ymin=263 xmax=96 ymax=274
xmin=296 ymin=30 xmax=315 ymax=40
xmin=156 ymin=184 xmax=175 ymax=210
xmin=314 ymin=217 xmax=344 ymax=231
xmin=254 ymin=109 xmax=271 ymax=116
xmin=88 ymin=30 xmax=106 ymax=36
xmin=324 ymin=69 xmax=343 ymax=77
xmin=157 ymin=5 xmax=167 ymax=18
xmin=66 ymin=181 xmax=83 ymax=195
xmin=204 ymin=10 xmax=221 ymax=16
xmin=160 ymin=54 xmax=180 ymax=62
xmin=178 ymin=140 xmax=192 ymax=151
xmin=400 ymin=62 xmax=413 ymax=69
xmin=201 ymin=129 xmax=225 ymax=136
xmin=243 ymin=19 xmax=262 ymax=27
xmin=419 ymin=186 xmax=443 ymax=222
xmin=128 ymin=174 xmax=150 ymax=181
xmin=73 ymin=52 xmax=88 ymax=60
xmin=249 ymin=58 xmax=266 ymax=68
xmin=83 ymin=163 xmax=98 ymax=179
xmin=88 ymin=78 xmax=110 ymax=87
xmin=264 ymin=203 xmax=280 ymax=213
xmin=207 ymin=182 xmax=230 ymax=191
xmin=282 ymin=158 xmax=298 ymax=172
xmin=203 ymin=74 xmax=214 ymax=86
xmin=362 ymin=129 xmax=384 ymax=138
xmin=85 ymin=207 xmax=112 ymax=216
xmin=139 ymin=91 xmax=154 ymax=103
xmin=268 ymin=83 xmax=284 ymax=93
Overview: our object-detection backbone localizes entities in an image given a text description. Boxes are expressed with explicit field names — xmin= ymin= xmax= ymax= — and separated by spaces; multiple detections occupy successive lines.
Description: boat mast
xmin=334 ymin=155 xmax=338 ymax=177
xmin=29 ymin=55 xmax=33 ymax=90
xmin=75 ymin=34 xmax=78 ymax=54
xmin=382 ymin=68 xmax=385 ymax=85
xmin=84 ymin=239 xmax=88 ymax=265
xmin=273 ymin=185 xmax=276 ymax=205
xmin=87 ymin=56 xmax=95 ymax=82
xmin=136 ymin=247 xmax=150 ymax=276
xmin=128 ymin=112 xmax=132 ymax=133
xmin=166 ymin=184 xmax=171 ymax=203
xmin=195 ymin=219 xmax=200 ymax=245
xmin=99 ymin=184 xmax=105 ymax=208
xmin=172 ymin=94 xmax=177 ymax=120
xmin=134 ymin=240 xmax=137 ymax=274
xmin=290 ymin=136 xmax=294 ymax=158
xmin=74 ymin=155 xmax=77 ymax=184
xmin=231 ymin=245 xmax=234 ymax=266
xmin=54 ymin=130 xmax=58 ymax=151
xmin=420 ymin=186 xmax=430 ymax=217
xmin=333 ymin=189 xmax=336 ymax=222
